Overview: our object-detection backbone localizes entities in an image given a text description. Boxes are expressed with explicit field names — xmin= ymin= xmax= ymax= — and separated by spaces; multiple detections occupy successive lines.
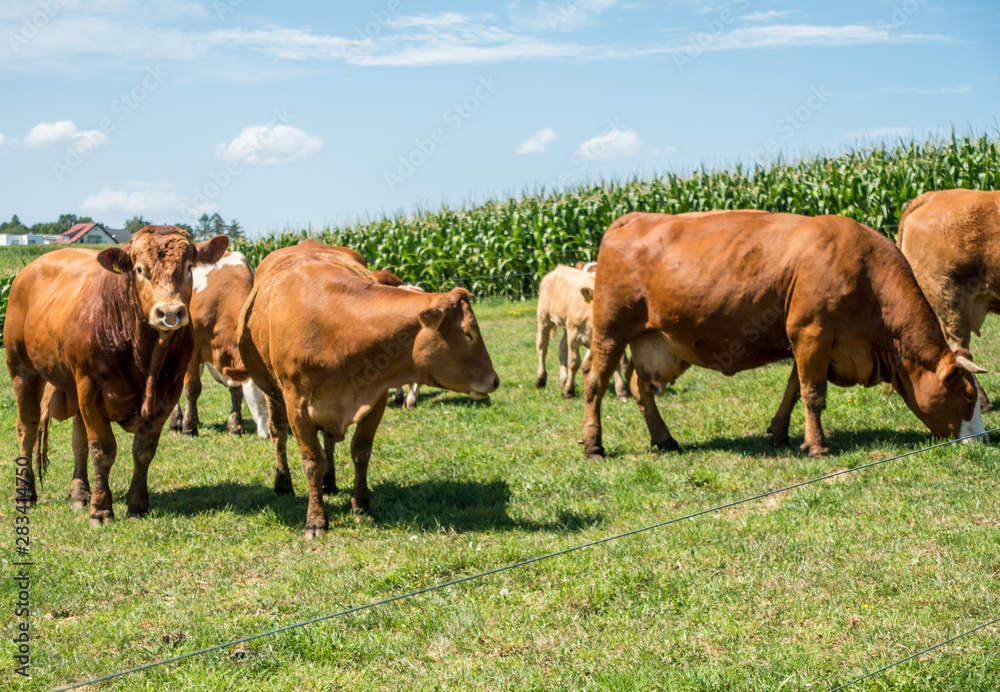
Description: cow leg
xmin=227 ymin=385 xmax=246 ymax=436
xmin=127 ymin=422 xmax=166 ymax=518
xmin=181 ymin=369 xmax=202 ymax=437
xmin=267 ymin=393 xmax=293 ymax=495
xmin=285 ymin=399 xmax=327 ymax=539
xmin=242 ymin=380 xmax=269 ymax=439
xmin=168 ymin=403 xmax=183 ymax=433
xmin=613 ymin=353 xmax=630 ymax=402
xmin=557 ymin=331 xmax=570 ymax=392
xmin=562 ymin=329 xmax=585 ymax=398
xmin=69 ymin=413 xmax=91 ymax=509
xmin=536 ymin=319 xmax=553 ymax=388
xmin=394 ymin=386 xmax=406 ymax=407
xmin=321 ymin=431 xmax=337 ymax=495
xmin=767 ymin=364 xmax=801 ymax=448
xmin=793 ymin=336 xmax=832 ymax=458
xmin=11 ymin=372 xmax=44 ymax=505
xmin=77 ymin=380 xmax=117 ymax=525
xmin=349 ymin=393 xmax=387 ymax=516
xmin=630 ymin=368 xmax=680 ymax=452
xmin=404 ymin=384 xmax=419 ymax=410
xmin=583 ymin=337 xmax=629 ymax=461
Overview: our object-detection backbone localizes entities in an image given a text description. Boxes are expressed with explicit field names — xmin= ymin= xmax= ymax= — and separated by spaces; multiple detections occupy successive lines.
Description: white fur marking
xmin=242 ymin=380 xmax=270 ymax=439
xmin=192 ymin=252 xmax=249 ymax=293
xmin=960 ymin=398 xmax=988 ymax=444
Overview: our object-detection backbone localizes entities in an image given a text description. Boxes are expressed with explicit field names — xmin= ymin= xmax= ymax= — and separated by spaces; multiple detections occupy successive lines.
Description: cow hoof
xmin=303 ymin=525 xmax=327 ymax=540
xmin=617 ymin=396 xmax=629 ymax=403
xmin=769 ymin=434 xmax=791 ymax=449
xmin=404 ymin=402 xmax=416 ymax=411
xmin=168 ymin=422 xmax=182 ymax=433
xmin=562 ymin=390 xmax=576 ymax=399
xmin=89 ymin=511 xmax=114 ymax=527
xmin=652 ymin=438 xmax=680 ymax=453
xmin=181 ymin=429 xmax=198 ymax=438
xmin=801 ymin=442 xmax=830 ymax=458
xmin=584 ymin=445 xmax=606 ymax=461
xmin=535 ymin=374 xmax=547 ymax=388
xmin=127 ymin=506 xmax=149 ymax=519
xmin=228 ymin=417 xmax=246 ymax=436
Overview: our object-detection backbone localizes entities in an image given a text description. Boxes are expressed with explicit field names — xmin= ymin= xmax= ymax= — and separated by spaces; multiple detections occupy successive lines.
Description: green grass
xmin=0 ymin=244 xmax=109 ymax=275
xmin=2 ymin=298 xmax=999 ymax=691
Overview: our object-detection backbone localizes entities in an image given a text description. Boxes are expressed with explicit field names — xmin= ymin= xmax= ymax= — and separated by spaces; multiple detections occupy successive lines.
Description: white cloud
xmin=0 ymin=134 xmax=12 ymax=152
xmin=23 ymin=120 xmax=109 ymax=150
xmin=739 ymin=10 xmax=800 ymax=22
xmin=516 ymin=127 xmax=559 ymax=154
xmin=81 ymin=185 xmax=186 ymax=215
xmin=650 ymin=145 xmax=679 ymax=157
xmin=575 ymin=129 xmax=642 ymax=161
xmin=511 ymin=0 xmax=620 ymax=31
xmin=216 ymin=124 xmax=324 ymax=164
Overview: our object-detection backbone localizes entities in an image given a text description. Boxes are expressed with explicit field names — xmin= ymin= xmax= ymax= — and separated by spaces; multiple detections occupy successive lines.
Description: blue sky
xmin=0 ymin=0 xmax=997 ymax=236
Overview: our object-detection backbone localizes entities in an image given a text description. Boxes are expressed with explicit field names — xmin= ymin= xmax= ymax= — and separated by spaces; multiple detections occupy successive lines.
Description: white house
xmin=0 ymin=234 xmax=47 ymax=246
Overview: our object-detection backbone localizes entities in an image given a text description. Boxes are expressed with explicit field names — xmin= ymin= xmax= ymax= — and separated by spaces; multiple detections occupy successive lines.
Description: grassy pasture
xmin=1 ymin=298 xmax=999 ymax=691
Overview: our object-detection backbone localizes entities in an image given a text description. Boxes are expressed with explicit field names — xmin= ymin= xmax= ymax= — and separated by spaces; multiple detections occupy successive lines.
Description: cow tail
xmin=33 ymin=408 xmax=51 ymax=486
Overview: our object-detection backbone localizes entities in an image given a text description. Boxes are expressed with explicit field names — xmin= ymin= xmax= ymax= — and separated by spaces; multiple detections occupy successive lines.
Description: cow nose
xmin=153 ymin=304 xmax=188 ymax=330
xmin=490 ymin=374 xmax=500 ymax=392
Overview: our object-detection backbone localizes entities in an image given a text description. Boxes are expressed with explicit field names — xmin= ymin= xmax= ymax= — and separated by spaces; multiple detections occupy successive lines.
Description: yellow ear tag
xmin=112 ymin=263 xmax=123 ymax=274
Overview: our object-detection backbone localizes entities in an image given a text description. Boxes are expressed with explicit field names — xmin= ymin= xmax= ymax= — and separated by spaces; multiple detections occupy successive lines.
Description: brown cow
xmin=168 ymin=250 xmax=269 ymax=438
xmin=897 ymin=188 xmax=999 ymax=410
xmin=536 ymin=264 xmax=627 ymax=400
xmin=237 ymin=241 xmax=500 ymax=537
xmin=582 ymin=211 xmax=988 ymax=460
xmin=5 ymin=226 xmax=229 ymax=523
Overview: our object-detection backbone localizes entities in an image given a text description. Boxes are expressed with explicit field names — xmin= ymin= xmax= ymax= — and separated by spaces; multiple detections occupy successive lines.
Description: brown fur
xmin=237 ymin=241 xmax=499 ymax=537
xmin=5 ymin=226 xmax=229 ymax=521
xmin=582 ymin=211 xmax=983 ymax=460
xmin=169 ymin=251 xmax=256 ymax=436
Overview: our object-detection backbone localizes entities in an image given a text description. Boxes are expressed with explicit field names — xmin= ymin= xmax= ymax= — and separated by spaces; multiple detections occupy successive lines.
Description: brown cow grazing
xmin=237 ymin=242 xmax=500 ymax=537
xmin=536 ymin=264 xmax=627 ymax=400
xmin=5 ymin=226 xmax=229 ymax=523
xmin=582 ymin=211 xmax=988 ymax=460
xmin=897 ymin=188 xmax=999 ymax=410
xmin=168 ymin=250 xmax=269 ymax=438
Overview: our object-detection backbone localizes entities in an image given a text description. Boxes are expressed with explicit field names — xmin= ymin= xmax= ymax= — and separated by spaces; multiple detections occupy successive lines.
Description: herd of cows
xmin=5 ymin=187 xmax=999 ymax=537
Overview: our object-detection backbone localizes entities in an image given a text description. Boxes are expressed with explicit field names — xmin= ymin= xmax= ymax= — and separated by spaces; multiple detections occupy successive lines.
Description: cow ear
xmin=197 ymin=235 xmax=230 ymax=265
xmin=580 ymin=286 xmax=594 ymax=303
xmin=418 ymin=307 xmax=444 ymax=330
xmin=97 ymin=247 xmax=132 ymax=274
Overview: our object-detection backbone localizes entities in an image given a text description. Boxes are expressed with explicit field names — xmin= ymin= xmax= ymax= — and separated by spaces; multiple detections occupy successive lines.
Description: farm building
xmin=0 ymin=233 xmax=48 ymax=246
xmin=57 ymin=222 xmax=129 ymax=244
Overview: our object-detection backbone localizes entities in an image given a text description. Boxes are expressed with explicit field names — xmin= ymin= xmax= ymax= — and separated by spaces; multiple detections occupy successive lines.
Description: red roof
xmin=59 ymin=222 xmax=99 ymax=243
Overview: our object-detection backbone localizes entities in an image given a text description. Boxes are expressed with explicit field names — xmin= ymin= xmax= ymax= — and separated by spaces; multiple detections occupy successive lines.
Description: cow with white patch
xmin=537 ymin=264 xmax=627 ymax=400
xmin=169 ymin=250 xmax=268 ymax=438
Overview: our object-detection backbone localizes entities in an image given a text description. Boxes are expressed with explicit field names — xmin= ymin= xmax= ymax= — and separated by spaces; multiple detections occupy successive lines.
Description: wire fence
xmin=49 ymin=428 xmax=1000 ymax=692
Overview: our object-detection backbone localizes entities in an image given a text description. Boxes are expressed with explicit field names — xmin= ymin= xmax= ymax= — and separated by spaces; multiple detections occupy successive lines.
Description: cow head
xmin=97 ymin=226 xmax=229 ymax=333
xmin=906 ymin=349 xmax=988 ymax=443
xmin=411 ymin=287 xmax=500 ymax=400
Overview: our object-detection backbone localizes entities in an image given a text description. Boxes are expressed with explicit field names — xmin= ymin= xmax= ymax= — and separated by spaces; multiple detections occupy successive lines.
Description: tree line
xmin=0 ymin=212 xmax=244 ymax=241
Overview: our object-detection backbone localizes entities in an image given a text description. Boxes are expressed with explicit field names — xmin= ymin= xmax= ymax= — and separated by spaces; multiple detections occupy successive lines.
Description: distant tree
xmin=56 ymin=213 xmax=79 ymax=233
xmin=0 ymin=214 xmax=28 ymax=234
xmin=196 ymin=213 xmax=212 ymax=240
xmin=124 ymin=216 xmax=151 ymax=236
xmin=209 ymin=212 xmax=226 ymax=237
xmin=227 ymin=218 xmax=244 ymax=240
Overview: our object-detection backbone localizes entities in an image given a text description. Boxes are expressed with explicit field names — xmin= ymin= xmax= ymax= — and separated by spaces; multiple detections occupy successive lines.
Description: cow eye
xmin=465 ymin=331 xmax=474 ymax=343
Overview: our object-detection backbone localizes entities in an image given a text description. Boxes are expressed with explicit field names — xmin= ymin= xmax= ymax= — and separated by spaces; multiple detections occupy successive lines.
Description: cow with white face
xmin=169 ymin=251 xmax=268 ymax=438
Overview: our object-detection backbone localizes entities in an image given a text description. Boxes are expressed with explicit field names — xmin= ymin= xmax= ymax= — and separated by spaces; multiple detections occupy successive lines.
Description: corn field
xmin=231 ymin=134 xmax=1000 ymax=298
